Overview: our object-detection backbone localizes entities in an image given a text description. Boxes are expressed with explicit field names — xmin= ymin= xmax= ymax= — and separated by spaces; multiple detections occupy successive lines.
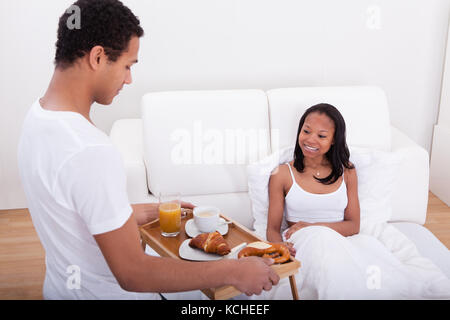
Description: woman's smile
xmin=303 ymin=144 xmax=319 ymax=153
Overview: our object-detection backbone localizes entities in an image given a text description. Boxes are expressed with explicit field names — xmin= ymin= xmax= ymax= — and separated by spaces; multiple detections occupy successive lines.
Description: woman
xmin=267 ymin=103 xmax=360 ymax=251
xmin=262 ymin=103 xmax=450 ymax=300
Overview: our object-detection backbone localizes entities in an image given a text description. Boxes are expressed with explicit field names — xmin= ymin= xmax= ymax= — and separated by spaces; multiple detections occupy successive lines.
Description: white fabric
xmin=349 ymin=147 xmax=402 ymax=227
xmin=267 ymin=86 xmax=391 ymax=151
xmin=247 ymin=147 xmax=294 ymax=238
xmin=18 ymin=100 xmax=158 ymax=300
xmin=256 ymin=224 xmax=450 ymax=299
xmin=141 ymin=89 xmax=271 ymax=196
xmin=392 ymin=222 xmax=450 ymax=279
xmin=284 ymin=163 xmax=347 ymax=224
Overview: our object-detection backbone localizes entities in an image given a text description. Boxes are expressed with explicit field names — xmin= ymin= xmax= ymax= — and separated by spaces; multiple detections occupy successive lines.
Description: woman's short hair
xmin=293 ymin=103 xmax=354 ymax=185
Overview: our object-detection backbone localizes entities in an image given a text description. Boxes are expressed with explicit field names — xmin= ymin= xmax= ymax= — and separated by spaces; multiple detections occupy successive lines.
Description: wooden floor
xmin=0 ymin=192 xmax=449 ymax=300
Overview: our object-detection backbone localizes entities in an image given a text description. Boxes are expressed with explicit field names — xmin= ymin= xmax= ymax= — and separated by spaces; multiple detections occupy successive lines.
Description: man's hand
xmin=95 ymin=210 xmax=279 ymax=294
xmin=131 ymin=203 xmax=158 ymax=225
xmin=230 ymin=257 xmax=280 ymax=296
xmin=132 ymin=201 xmax=195 ymax=226
xmin=180 ymin=201 xmax=195 ymax=210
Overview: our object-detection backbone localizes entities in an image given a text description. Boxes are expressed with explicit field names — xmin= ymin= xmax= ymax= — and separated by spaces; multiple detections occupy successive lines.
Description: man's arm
xmin=94 ymin=213 xmax=279 ymax=295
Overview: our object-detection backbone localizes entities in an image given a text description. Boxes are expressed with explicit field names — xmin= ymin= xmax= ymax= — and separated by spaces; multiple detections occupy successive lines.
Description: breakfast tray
xmin=139 ymin=208 xmax=301 ymax=300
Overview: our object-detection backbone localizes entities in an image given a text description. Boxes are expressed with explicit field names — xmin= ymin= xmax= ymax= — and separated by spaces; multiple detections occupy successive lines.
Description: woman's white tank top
xmin=284 ymin=163 xmax=348 ymax=224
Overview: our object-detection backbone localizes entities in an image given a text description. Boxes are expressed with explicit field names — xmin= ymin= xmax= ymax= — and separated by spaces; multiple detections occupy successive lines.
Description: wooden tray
xmin=139 ymin=208 xmax=301 ymax=300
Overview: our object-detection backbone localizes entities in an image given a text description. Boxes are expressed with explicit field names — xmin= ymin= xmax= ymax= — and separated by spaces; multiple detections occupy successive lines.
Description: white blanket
xmin=248 ymin=147 xmax=450 ymax=299
xmin=256 ymin=223 xmax=450 ymax=300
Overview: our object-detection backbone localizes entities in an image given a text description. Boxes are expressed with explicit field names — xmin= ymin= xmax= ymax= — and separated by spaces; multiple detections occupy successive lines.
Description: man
xmin=18 ymin=0 xmax=278 ymax=299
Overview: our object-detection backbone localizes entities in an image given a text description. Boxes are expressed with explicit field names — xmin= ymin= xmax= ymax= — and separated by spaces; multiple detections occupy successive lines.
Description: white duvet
xmin=247 ymin=147 xmax=450 ymax=300
xmin=255 ymin=222 xmax=450 ymax=300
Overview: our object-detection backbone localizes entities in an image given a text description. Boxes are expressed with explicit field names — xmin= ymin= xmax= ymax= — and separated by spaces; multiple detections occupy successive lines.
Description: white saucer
xmin=185 ymin=218 xmax=229 ymax=238
xmin=178 ymin=239 xmax=223 ymax=261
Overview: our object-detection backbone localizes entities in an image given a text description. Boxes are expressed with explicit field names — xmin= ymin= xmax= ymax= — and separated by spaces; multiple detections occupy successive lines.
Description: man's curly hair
xmin=55 ymin=0 xmax=144 ymax=69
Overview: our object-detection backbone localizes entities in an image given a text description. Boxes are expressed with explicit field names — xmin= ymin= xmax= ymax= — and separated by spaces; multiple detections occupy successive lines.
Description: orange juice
xmin=159 ymin=202 xmax=181 ymax=236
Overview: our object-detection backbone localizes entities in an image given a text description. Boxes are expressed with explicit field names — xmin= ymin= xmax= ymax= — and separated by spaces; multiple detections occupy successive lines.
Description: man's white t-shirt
xmin=17 ymin=99 xmax=159 ymax=300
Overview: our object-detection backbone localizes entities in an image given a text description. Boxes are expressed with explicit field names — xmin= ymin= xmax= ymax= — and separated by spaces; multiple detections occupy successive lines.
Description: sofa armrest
xmin=389 ymin=126 xmax=429 ymax=225
xmin=110 ymin=119 xmax=155 ymax=204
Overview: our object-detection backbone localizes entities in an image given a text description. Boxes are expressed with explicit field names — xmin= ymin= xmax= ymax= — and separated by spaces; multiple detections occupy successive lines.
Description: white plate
xmin=178 ymin=239 xmax=224 ymax=261
xmin=178 ymin=239 xmax=247 ymax=261
xmin=185 ymin=218 xmax=228 ymax=238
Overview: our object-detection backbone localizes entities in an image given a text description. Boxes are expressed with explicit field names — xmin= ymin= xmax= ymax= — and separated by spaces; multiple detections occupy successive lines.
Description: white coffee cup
xmin=193 ymin=206 xmax=220 ymax=233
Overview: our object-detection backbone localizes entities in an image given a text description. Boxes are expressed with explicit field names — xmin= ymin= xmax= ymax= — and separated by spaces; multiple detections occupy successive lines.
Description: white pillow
xmin=247 ymin=146 xmax=402 ymax=239
xmin=349 ymin=147 xmax=402 ymax=231
xmin=247 ymin=147 xmax=293 ymax=239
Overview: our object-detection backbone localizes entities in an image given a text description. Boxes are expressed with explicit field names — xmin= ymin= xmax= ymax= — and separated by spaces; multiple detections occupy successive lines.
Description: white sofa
xmin=110 ymin=86 xmax=450 ymax=279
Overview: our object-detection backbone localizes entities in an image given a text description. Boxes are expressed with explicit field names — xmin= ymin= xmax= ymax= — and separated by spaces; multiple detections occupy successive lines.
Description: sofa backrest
xmin=267 ymin=86 xmax=391 ymax=152
xmin=141 ymin=89 xmax=271 ymax=196
xmin=131 ymin=85 xmax=433 ymax=228
xmin=141 ymin=86 xmax=392 ymax=197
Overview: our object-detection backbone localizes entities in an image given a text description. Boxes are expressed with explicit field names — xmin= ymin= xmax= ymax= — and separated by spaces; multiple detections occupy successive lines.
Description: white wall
xmin=437 ymin=20 xmax=450 ymax=128
xmin=1 ymin=0 xmax=449 ymax=210
xmin=430 ymin=20 xmax=450 ymax=206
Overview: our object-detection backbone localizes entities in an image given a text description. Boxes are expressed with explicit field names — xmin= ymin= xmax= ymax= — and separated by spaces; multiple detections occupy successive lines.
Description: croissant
xmin=189 ymin=231 xmax=231 ymax=256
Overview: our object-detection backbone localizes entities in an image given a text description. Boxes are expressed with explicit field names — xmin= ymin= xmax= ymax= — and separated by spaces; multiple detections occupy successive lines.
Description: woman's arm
xmin=316 ymin=167 xmax=360 ymax=236
xmin=266 ymin=165 xmax=287 ymax=243
xmin=266 ymin=166 xmax=296 ymax=256
xmin=285 ymin=167 xmax=360 ymax=239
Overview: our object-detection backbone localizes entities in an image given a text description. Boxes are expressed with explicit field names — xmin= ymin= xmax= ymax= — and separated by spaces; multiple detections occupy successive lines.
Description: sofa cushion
xmin=141 ymin=89 xmax=271 ymax=196
xmin=389 ymin=127 xmax=429 ymax=224
xmin=267 ymin=86 xmax=391 ymax=152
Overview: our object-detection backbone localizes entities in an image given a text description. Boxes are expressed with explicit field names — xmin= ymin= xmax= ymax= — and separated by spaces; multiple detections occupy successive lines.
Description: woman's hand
xmin=284 ymin=221 xmax=312 ymax=240
xmin=282 ymin=241 xmax=296 ymax=257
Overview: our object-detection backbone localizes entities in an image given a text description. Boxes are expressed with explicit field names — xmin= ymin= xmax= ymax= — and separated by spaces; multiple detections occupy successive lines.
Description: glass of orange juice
xmin=159 ymin=193 xmax=183 ymax=237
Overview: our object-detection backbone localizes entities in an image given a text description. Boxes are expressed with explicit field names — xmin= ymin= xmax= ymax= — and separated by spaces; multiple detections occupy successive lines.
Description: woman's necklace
xmin=313 ymin=165 xmax=321 ymax=177
xmin=307 ymin=161 xmax=327 ymax=178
